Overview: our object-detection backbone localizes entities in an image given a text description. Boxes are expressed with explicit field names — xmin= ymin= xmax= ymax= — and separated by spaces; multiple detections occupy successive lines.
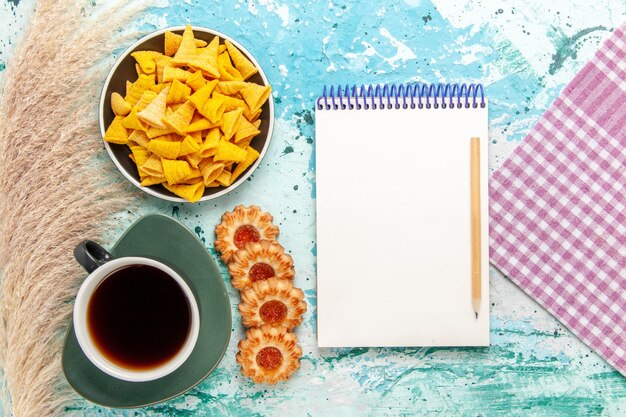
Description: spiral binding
xmin=316 ymin=83 xmax=486 ymax=110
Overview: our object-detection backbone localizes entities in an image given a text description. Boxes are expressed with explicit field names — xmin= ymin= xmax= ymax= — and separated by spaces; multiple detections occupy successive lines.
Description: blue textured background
xmin=2 ymin=1 xmax=626 ymax=416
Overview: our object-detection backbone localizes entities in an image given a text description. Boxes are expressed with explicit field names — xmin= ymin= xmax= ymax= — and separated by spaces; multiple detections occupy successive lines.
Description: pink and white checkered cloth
xmin=490 ymin=22 xmax=626 ymax=375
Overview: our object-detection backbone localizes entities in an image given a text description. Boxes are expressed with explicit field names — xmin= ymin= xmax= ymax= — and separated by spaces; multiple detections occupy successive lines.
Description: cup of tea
xmin=72 ymin=240 xmax=200 ymax=382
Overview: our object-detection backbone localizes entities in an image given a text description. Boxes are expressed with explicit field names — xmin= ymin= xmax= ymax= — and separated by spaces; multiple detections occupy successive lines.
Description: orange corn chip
xmin=213 ymin=92 xmax=245 ymax=112
xmin=151 ymin=83 xmax=168 ymax=94
xmin=214 ymin=81 xmax=248 ymax=95
xmin=192 ymin=131 xmax=204 ymax=145
xmin=134 ymin=90 xmax=158 ymax=112
xmin=111 ymin=92 xmax=132 ymax=116
xmin=240 ymin=84 xmax=271 ymax=114
xmin=162 ymin=101 xmax=195 ymax=134
xmin=125 ymin=84 xmax=144 ymax=106
xmin=236 ymin=138 xmax=253 ymax=148
xmin=126 ymin=80 xmax=132 ymax=96
xmin=214 ymin=139 xmax=247 ymax=162
xmin=152 ymin=133 xmax=182 ymax=142
xmin=172 ymin=24 xmax=198 ymax=66
xmin=163 ymin=180 xmax=204 ymax=203
xmin=154 ymin=54 xmax=174 ymax=84
xmin=204 ymin=128 xmax=221 ymax=147
xmin=164 ymin=31 xmax=207 ymax=57
xmin=188 ymin=37 xmax=219 ymax=78
xmin=122 ymin=109 xmax=147 ymax=131
xmin=189 ymin=112 xmax=205 ymax=124
xmin=220 ymin=108 xmax=243 ymax=141
xmin=131 ymin=51 xmax=158 ymax=74
xmin=133 ymin=157 xmax=145 ymax=177
xmin=218 ymin=44 xmax=227 ymax=54
xmin=104 ymin=116 xmax=129 ymax=144
xmin=185 ymin=112 xmax=208 ymax=137
xmin=197 ymin=147 xmax=217 ymax=158
xmin=189 ymin=79 xmax=219 ymax=110
xmin=178 ymin=135 xmax=201 ymax=156
xmin=141 ymin=155 xmax=164 ymax=176
xmin=234 ymin=117 xmax=261 ymax=143
xmin=167 ymin=79 xmax=191 ymax=104
xmin=130 ymin=145 xmax=150 ymax=166
xmin=137 ymin=86 xmax=169 ymax=129
xmin=146 ymin=125 xmax=176 ymax=139
xmin=128 ymin=130 xmax=150 ymax=148
xmin=164 ymin=31 xmax=179 ymax=57
xmin=199 ymin=158 xmax=225 ymax=185
xmin=140 ymin=176 xmax=166 ymax=186
xmin=224 ymin=40 xmax=258 ymax=80
xmin=186 ymin=70 xmax=206 ymax=91
xmin=163 ymin=66 xmax=192 ymax=83
xmin=168 ymin=103 xmax=184 ymax=112
xmin=217 ymin=52 xmax=243 ymax=81
xmin=183 ymin=167 xmax=203 ymax=182
xmin=185 ymin=152 xmax=204 ymax=168
xmin=231 ymin=146 xmax=260 ymax=183
xmin=200 ymin=96 xmax=226 ymax=123
xmin=244 ymin=106 xmax=262 ymax=122
xmin=137 ymin=165 xmax=149 ymax=178
xmin=183 ymin=117 xmax=219 ymax=133
xmin=215 ymin=169 xmax=232 ymax=186
xmin=191 ymin=130 xmax=203 ymax=143
xmin=162 ymin=158 xmax=191 ymax=185
xmin=125 ymin=74 xmax=155 ymax=105
xmin=198 ymin=145 xmax=218 ymax=159
xmin=198 ymin=128 xmax=221 ymax=157
xmin=148 ymin=139 xmax=181 ymax=159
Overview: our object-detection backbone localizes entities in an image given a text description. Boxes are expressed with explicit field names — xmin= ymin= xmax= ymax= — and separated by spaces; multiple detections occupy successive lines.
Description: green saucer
xmin=62 ymin=214 xmax=231 ymax=408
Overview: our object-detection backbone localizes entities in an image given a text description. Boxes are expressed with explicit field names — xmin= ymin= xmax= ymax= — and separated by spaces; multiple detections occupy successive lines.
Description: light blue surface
xmin=3 ymin=0 xmax=626 ymax=416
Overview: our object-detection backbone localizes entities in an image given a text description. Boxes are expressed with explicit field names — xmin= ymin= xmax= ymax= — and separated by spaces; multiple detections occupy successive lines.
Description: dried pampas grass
xmin=0 ymin=1 xmax=152 ymax=415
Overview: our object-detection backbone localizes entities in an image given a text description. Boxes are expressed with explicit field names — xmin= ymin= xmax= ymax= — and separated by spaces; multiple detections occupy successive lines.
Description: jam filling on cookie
xmin=256 ymin=346 xmax=283 ymax=370
xmin=233 ymin=225 xmax=260 ymax=249
xmin=249 ymin=262 xmax=276 ymax=282
xmin=259 ymin=300 xmax=288 ymax=325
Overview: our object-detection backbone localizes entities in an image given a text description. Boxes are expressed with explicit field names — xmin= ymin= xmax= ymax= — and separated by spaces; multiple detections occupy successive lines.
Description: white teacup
xmin=73 ymin=240 xmax=200 ymax=382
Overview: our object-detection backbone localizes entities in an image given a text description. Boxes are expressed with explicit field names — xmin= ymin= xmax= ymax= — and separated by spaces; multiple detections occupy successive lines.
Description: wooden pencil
xmin=470 ymin=137 xmax=481 ymax=319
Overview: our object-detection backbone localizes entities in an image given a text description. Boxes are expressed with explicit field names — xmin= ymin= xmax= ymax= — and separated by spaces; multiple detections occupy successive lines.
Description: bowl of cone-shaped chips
xmin=100 ymin=25 xmax=274 ymax=202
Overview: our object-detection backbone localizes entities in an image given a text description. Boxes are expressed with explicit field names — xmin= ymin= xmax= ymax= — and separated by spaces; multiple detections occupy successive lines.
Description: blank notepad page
xmin=315 ymin=84 xmax=490 ymax=347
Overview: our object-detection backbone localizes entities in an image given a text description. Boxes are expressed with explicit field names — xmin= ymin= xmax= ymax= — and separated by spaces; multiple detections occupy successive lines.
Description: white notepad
xmin=315 ymin=84 xmax=489 ymax=347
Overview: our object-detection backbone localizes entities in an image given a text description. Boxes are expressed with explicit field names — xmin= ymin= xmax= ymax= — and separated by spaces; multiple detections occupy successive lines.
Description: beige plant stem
xmin=0 ymin=1 xmax=150 ymax=415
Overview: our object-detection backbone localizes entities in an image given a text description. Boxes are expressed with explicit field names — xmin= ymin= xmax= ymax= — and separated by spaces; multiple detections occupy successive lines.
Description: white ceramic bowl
xmin=99 ymin=26 xmax=274 ymax=202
